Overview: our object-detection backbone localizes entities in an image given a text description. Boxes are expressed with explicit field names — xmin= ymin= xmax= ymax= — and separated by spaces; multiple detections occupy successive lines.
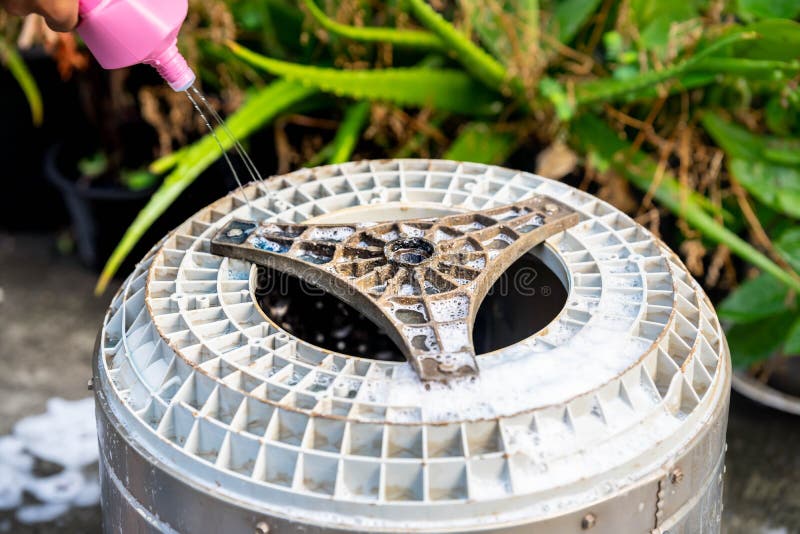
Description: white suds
xmin=0 ymin=398 xmax=99 ymax=524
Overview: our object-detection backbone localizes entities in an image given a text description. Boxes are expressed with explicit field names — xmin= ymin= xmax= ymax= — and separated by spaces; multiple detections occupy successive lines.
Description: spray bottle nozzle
xmin=147 ymin=46 xmax=196 ymax=92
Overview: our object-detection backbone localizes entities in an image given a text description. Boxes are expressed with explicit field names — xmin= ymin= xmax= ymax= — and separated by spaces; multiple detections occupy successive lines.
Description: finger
xmin=35 ymin=0 xmax=78 ymax=32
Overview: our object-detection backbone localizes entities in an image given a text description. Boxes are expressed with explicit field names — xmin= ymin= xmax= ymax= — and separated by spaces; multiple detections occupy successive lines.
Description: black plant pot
xmin=733 ymin=357 xmax=800 ymax=415
xmin=44 ymin=144 xmax=156 ymax=270
xmin=45 ymin=140 xmax=251 ymax=276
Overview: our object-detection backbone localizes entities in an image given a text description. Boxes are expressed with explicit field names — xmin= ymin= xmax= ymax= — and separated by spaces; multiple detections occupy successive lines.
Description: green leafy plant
xmin=444 ymin=122 xmax=518 ymax=164
xmin=700 ymin=111 xmax=800 ymax=366
xmin=99 ymin=0 xmax=800 ymax=375
xmin=78 ymin=152 xmax=110 ymax=178
xmin=0 ymin=38 xmax=42 ymax=126
xmin=78 ymin=152 xmax=158 ymax=191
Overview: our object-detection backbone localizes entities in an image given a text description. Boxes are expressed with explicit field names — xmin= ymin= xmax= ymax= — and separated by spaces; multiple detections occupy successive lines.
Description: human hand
xmin=1 ymin=0 xmax=78 ymax=32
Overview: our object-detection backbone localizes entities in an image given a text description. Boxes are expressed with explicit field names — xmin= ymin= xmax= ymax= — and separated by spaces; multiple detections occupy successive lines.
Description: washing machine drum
xmin=95 ymin=160 xmax=729 ymax=533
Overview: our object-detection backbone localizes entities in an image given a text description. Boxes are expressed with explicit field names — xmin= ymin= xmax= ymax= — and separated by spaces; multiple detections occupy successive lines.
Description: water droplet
xmin=252 ymin=237 xmax=289 ymax=253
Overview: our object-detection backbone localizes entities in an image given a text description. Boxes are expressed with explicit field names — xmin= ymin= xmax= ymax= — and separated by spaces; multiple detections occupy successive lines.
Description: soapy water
xmin=0 ymin=398 xmax=99 ymax=525
xmin=437 ymin=322 xmax=470 ymax=352
xmin=186 ymin=85 xmax=268 ymax=209
xmin=252 ymin=237 xmax=289 ymax=254
xmin=186 ymin=89 xmax=250 ymax=206
xmin=428 ymin=295 xmax=470 ymax=322
xmin=307 ymin=227 xmax=356 ymax=243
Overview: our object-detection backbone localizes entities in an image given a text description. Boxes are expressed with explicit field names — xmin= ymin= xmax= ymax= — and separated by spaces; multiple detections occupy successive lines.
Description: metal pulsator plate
xmin=210 ymin=196 xmax=579 ymax=381
xmin=93 ymin=160 xmax=731 ymax=534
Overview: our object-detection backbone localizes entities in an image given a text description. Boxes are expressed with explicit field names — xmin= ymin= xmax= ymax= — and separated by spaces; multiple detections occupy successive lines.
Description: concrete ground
xmin=0 ymin=231 xmax=798 ymax=533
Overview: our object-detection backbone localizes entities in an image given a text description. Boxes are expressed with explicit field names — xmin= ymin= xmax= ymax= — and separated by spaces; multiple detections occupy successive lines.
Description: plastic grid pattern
xmin=97 ymin=160 xmax=726 ymax=527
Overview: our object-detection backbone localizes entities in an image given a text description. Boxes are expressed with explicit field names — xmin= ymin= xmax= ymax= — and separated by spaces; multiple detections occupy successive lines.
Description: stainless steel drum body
xmin=94 ymin=160 xmax=730 ymax=533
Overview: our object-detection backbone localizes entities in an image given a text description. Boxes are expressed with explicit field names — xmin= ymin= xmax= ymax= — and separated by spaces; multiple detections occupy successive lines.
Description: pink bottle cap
xmin=147 ymin=45 xmax=197 ymax=92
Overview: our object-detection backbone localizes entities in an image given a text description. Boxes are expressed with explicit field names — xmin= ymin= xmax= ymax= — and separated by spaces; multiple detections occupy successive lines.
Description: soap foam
xmin=0 ymin=398 xmax=100 ymax=523
xmin=428 ymin=295 xmax=470 ymax=322
xmin=308 ymin=227 xmax=355 ymax=242
xmin=383 ymin=297 xmax=649 ymax=423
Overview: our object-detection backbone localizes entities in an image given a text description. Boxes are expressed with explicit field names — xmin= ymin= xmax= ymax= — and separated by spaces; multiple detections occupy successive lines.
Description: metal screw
xmin=670 ymin=467 xmax=684 ymax=484
xmin=227 ymin=228 xmax=244 ymax=238
xmin=254 ymin=521 xmax=270 ymax=534
xmin=581 ymin=512 xmax=596 ymax=529
xmin=87 ymin=377 xmax=94 ymax=391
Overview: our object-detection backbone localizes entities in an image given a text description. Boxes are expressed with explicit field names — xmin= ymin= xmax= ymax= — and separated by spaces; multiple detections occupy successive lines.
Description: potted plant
xmin=37 ymin=56 xmax=169 ymax=271
xmin=44 ymin=143 xmax=159 ymax=269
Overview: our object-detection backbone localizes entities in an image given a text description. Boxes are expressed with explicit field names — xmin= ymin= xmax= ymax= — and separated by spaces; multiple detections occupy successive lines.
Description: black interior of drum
xmin=255 ymin=253 xmax=567 ymax=361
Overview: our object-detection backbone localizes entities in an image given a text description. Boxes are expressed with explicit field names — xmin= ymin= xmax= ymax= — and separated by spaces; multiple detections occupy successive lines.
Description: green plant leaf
xmin=0 ymin=40 xmax=43 ymax=126
xmin=735 ymin=0 xmax=800 ymax=23
xmin=766 ymin=97 xmax=797 ymax=137
xmin=785 ymin=317 xmax=800 ymax=356
xmin=719 ymin=273 xmax=790 ymax=323
xmin=763 ymin=142 xmax=800 ymax=166
xmin=702 ymin=111 xmax=800 ymax=164
xmin=227 ymin=41 xmax=501 ymax=115
xmin=304 ymin=143 xmax=335 ymax=168
xmin=405 ymin=0 xmax=508 ymax=91
xmin=574 ymin=31 xmax=758 ymax=106
xmin=572 ymin=114 xmax=800 ymax=293
xmin=620 ymin=72 xmax=721 ymax=103
xmin=776 ymin=228 xmax=800 ymax=273
xmin=95 ymin=79 xmax=317 ymax=294
xmin=444 ymin=122 xmax=518 ymax=164
xmin=627 ymin=0 xmax=701 ymax=56
xmin=540 ymin=77 xmax=575 ymax=120
xmin=701 ymin=112 xmax=800 ymax=219
xmin=301 ymin=0 xmax=445 ymax=50
xmin=726 ymin=19 xmax=800 ymax=61
xmin=691 ymin=57 xmax=800 ymax=80
xmin=78 ymin=152 xmax=109 ymax=178
xmin=571 ymin=32 xmax=800 ymax=106
xmin=231 ymin=0 xmax=306 ymax=57
xmin=469 ymin=0 xmax=539 ymax=63
xmin=121 ymin=169 xmax=158 ymax=192
xmin=328 ymin=101 xmax=371 ymax=164
xmin=701 ymin=111 xmax=761 ymax=160
xmin=729 ymin=159 xmax=800 ymax=219
xmin=150 ymin=147 xmax=189 ymax=175
xmin=549 ymin=0 xmax=602 ymax=44
xmin=232 ymin=0 xmax=289 ymax=58
xmin=727 ymin=311 xmax=796 ymax=367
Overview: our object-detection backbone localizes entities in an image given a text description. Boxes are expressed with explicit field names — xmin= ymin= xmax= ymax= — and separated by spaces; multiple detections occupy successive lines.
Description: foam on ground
xmin=0 ymin=398 xmax=99 ymax=524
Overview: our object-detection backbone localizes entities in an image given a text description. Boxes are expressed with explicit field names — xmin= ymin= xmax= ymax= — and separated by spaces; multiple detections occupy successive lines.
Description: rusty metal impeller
xmin=211 ymin=195 xmax=579 ymax=382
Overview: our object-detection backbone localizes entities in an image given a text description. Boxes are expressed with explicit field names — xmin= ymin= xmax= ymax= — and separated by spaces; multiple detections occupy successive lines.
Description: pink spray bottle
xmin=75 ymin=0 xmax=196 ymax=92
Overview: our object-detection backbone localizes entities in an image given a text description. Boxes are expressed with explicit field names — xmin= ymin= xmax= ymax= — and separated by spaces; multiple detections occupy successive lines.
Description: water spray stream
xmin=186 ymin=89 xmax=252 ymax=208
xmin=191 ymin=86 xmax=265 ymax=185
